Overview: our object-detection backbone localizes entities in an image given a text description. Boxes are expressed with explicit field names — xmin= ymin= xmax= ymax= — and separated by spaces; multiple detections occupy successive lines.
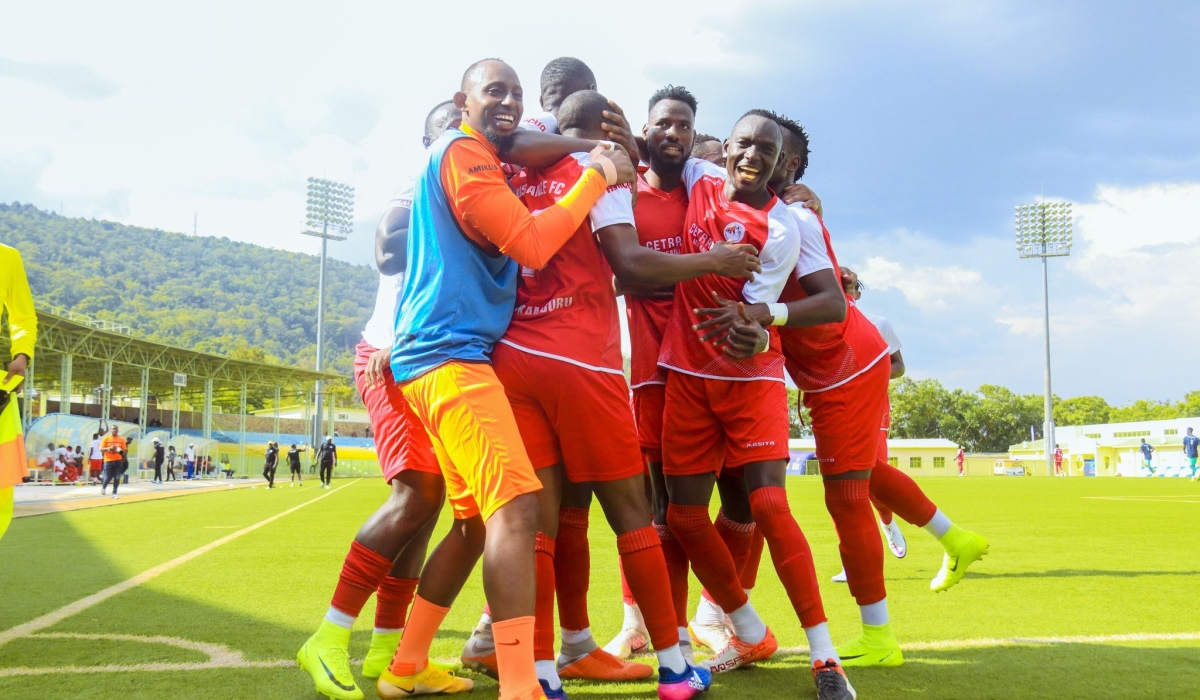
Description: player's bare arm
xmin=597 ymin=225 xmax=761 ymax=288
xmin=374 ymin=206 xmax=411 ymax=276
xmin=694 ymin=268 xmax=847 ymax=342
xmin=889 ymin=349 xmax=906 ymax=378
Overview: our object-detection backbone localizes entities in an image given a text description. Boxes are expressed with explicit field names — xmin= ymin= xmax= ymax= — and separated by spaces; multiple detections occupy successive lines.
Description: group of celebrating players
xmin=294 ymin=57 xmax=990 ymax=700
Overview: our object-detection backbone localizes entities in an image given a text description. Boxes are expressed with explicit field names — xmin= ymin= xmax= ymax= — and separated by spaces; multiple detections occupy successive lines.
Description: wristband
xmin=767 ymin=303 xmax=789 ymax=326
xmin=593 ymin=154 xmax=618 ymax=185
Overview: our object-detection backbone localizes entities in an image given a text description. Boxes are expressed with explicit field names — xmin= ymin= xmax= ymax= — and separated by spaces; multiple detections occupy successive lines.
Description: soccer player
xmin=287 ymin=444 xmax=306 ymax=485
xmin=316 ymin=437 xmax=337 ymax=488
xmin=652 ymin=111 xmax=855 ymax=699
xmin=297 ymin=101 xmax=464 ymax=700
xmin=1054 ymin=444 xmax=1065 ymax=476
xmin=88 ymin=432 xmax=103 ymax=483
xmin=1140 ymin=438 xmax=1155 ymax=474
xmin=520 ymin=57 xmax=595 ymax=136
xmin=377 ymin=59 xmax=634 ymax=700
xmin=956 ymin=446 xmax=966 ymax=476
xmin=697 ymin=112 xmax=988 ymax=671
xmin=481 ymin=89 xmax=726 ymax=698
xmin=1184 ymin=428 xmax=1199 ymax=480
xmin=263 ymin=441 xmax=279 ymax=488
xmin=99 ymin=425 xmax=127 ymax=499
xmin=690 ymin=134 xmax=723 ymax=164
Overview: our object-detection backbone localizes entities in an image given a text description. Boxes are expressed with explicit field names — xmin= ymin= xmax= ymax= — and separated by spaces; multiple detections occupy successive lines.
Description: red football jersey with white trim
xmin=657 ymin=159 xmax=800 ymax=382
xmin=627 ymin=174 xmax=687 ymax=388
xmin=500 ymin=153 xmax=634 ymax=374
xmin=777 ymin=209 xmax=890 ymax=392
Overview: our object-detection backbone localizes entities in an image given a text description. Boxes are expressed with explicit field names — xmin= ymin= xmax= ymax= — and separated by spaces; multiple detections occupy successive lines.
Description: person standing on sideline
xmin=287 ymin=444 xmax=306 ymax=485
xmin=151 ymin=438 xmax=165 ymax=483
xmin=185 ymin=443 xmax=196 ymax=479
xmin=263 ymin=441 xmax=279 ymax=488
xmin=316 ymin=437 xmax=336 ymax=489
xmin=0 ymin=243 xmax=36 ymax=540
xmin=956 ymin=447 xmax=965 ymax=477
xmin=166 ymin=446 xmax=178 ymax=481
xmin=99 ymin=425 xmax=127 ymax=499
xmin=1140 ymin=439 xmax=1155 ymax=474
xmin=88 ymin=433 xmax=104 ymax=482
xmin=1053 ymin=444 xmax=1064 ymax=476
xmin=1184 ymin=428 xmax=1199 ymax=480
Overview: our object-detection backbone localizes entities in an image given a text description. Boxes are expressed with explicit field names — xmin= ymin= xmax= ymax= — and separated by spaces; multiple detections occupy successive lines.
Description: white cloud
xmin=858 ymin=255 xmax=984 ymax=313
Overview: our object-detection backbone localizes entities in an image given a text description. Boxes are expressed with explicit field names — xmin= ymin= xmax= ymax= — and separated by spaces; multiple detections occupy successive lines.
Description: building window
xmin=1165 ymin=429 xmax=1178 ymax=436
xmin=1114 ymin=430 xmax=1151 ymax=438
xmin=909 ymin=456 xmax=922 ymax=469
xmin=1084 ymin=433 xmax=1100 ymax=439
xmin=888 ymin=457 xmax=899 ymax=468
xmin=934 ymin=456 xmax=945 ymax=469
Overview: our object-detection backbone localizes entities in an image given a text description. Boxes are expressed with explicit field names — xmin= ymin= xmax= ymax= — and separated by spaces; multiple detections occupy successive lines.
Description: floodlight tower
xmin=1014 ymin=201 xmax=1073 ymax=477
xmin=301 ymin=177 xmax=355 ymax=445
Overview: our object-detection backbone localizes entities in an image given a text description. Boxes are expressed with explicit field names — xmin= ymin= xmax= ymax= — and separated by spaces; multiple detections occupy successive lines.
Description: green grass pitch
xmin=2 ymin=477 xmax=1198 ymax=699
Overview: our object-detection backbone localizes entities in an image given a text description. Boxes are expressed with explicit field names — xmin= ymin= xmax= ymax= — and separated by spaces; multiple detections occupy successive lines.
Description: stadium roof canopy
xmin=2 ymin=308 xmax=339 ymax=429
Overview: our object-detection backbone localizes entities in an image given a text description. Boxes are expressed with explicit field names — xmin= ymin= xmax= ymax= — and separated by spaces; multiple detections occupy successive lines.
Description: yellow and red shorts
xmin=401 ymin=360 xmax=542 ymax=521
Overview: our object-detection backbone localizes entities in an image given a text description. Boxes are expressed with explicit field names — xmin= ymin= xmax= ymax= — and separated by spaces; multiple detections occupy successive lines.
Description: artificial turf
xmin=1 ymin=476 xmax=1198 ymax=699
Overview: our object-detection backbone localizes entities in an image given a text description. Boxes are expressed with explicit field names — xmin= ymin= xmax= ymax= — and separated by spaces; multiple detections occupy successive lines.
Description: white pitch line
xmin=776 ymin=631 xmax=1200 ymax=656
xmin=0 ymin=480 xmax=361 ymax=648
xmin=1083 ymin=497 xmax=1200 ymax=504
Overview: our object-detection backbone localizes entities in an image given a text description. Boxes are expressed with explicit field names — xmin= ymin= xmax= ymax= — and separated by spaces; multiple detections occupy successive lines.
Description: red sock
xmin=748 ymin=486 xmax=825 ymax=628
xmin=617 ymin=527 xmax=680 ymax=651
xmin=375 ymin=576 xmax=418 ymax=631
xmin=555 ymin=507 xmax=591 ymax=630
xmin=330 ymin=540 xmax=393 ymax=619
xmin=870 ymin=461 xmax=937 ymax=526
xmin=872 ymin=496 xmax=894 ymax=525
xmin=741 ymin=529 xmax=765 ymax=590
xmin=700 ymin=511 xmax=755 ymax=606
xmin=534 ymin=533 xmax=556 ymax=661
xmin=666 ymin=503 xmax=747 ymax=614
xmin=654 ymin=523 xmax=690 ymax=627
xmin=824 ymin=479 xmax=886 ymax=606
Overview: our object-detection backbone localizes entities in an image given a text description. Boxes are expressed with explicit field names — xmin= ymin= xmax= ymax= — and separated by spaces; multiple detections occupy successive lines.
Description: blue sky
xmin=1 ymin=0 xmax=1197 ymax=403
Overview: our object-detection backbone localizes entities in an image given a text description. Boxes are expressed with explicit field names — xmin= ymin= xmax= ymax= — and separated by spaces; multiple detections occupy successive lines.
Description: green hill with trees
xmin=0 ymin=202 xmax=376 ymax=401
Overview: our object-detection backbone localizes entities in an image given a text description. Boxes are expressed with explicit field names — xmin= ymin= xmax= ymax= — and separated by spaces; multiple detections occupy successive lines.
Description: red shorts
xmin=354 ymin=340 xmax=441 ymax=482
xmin=632 ymin=383 xmax=666 ymax=464
xmin=803 ymin=357 xmax=890 ymax=476
xmin=89 ymin=458 xmax=102 ymax=477
xmin=492 ymin=342 xmax=643 ymax=484
xmin=661 ymin=370 xmax=791 ymax=477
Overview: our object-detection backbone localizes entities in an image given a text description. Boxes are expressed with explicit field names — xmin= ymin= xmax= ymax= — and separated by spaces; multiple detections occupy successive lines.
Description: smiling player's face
xmin=724 ymin=116 xmax=781 ymax=197
xmin=460 ymin=61 xmax=523 ymax=146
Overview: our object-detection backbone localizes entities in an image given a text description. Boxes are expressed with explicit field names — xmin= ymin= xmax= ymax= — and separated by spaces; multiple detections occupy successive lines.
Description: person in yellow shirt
xmin=1 ymin=243 xmax=37 ymax=540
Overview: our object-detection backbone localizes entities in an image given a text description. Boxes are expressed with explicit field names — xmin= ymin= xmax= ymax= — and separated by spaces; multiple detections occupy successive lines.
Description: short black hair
xmin=557 ymin=90 xmax=610 ymax=135
xmin=648 ymin=85 xmax=697 ymax=115
xmin=693 ymin=133 xmax=720 ymax=146
xmin=540 ymin=57 xmax=595 ymax=95
xmin=460 ymin=58 xmax=505 ymax=91
xmin=772 ymin=112 xmax=811 ymax=179
xmin=424 ymin=100 xmax=457 ymax=140
xmin=740 ymin=108 xmax=778 ymax=122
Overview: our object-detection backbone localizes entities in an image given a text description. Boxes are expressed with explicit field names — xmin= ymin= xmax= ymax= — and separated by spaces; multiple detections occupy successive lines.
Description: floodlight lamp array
xmin=302 ymin=177 xmax=356 ymax=240
xmin=1014 ymin=201 xmax=1072 ymax=258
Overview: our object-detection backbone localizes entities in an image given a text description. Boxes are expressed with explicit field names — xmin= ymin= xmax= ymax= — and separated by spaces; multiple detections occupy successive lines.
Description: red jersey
xmin=657 ymin=159 xmax=801 ymax=382
xmin=777 ymin=205 xmax=890 ymax=392
xmin=628 ymin=174 xmax=687 ymax=388
xmin=499 ymin=153 xmax=635 ymax=374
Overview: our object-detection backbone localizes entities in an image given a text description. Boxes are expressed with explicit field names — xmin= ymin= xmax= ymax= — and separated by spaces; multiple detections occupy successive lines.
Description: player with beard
xmin=296 ymin=101 xmax=467 ymax=700
xmin=653 ymin=112 xmax=855 ymax=700
xmin=697 ymin=112 xmax=988 ymax=675
xmin=378 ymin=59 xmax=635 ymax=700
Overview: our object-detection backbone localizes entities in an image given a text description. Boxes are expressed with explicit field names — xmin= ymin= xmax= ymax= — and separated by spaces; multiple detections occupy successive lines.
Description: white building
xmin=1008 ymin=417 xmax=1199 ymax=477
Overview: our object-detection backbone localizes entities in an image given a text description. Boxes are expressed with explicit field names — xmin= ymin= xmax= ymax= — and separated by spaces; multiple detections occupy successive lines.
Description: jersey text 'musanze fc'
xmin=777 ymin=206 xmax=889 ymax=392
xmin=499 ymin=153 xmax=635 ymax=374
xmin=627 ymin=173 xmax=687 ymax=389
xmin=657 ymin=159 xmax=801 ymax=381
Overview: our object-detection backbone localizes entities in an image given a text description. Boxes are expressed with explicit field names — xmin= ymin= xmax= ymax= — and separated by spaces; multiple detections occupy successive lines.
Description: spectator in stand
xmin=89 ymin=433 xmax=103 ymax=482
xmin=166 ymin=446 xmax=178 ymax=482
xmin=185 ymin=443 xmax=196 ymax=479
xmin=1140 ymin=439 xmax=1155 ymax=474
xmin=151 ymin=438 xmax=165 ymax=483
xmin=99 ymin=425 xmax=127 ymax=499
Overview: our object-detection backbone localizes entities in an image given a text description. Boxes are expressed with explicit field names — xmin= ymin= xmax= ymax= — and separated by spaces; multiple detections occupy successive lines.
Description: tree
xmin=1109 ymin=399 xmax=1179 ymax=423
xmin=1054 ymin=395 xmax=1111 ymax=426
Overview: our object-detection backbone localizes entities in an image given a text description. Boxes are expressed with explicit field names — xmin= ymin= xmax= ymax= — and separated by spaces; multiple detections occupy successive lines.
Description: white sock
xmin=373 ymin=626 xmax=402 ymax=636
xmin=678 ymin=625 xmax=690 ymax=642
xmin=656 ymin=643 xmax=687 ymax=674
xmin=561 ymin=627 xmax=592 ymax=646
xmin=804 ymin=622 xmax=839 ymax=665
xmin=477 ymin=611 xmax=492 ymax=629
xmin=923 ymin=509 xmax=953 ymax=539
xmin=860 ymin=599 xmax=889 ymax=626
xmin=743 ymin=586 xmax=754 ymax=600
xmin=622 ymin=602 xmax=647 ymax=632
xmin=694 ymin=595 xmax=726 ymax=627
xmin=536 ymin=660 xmax=561 ymax=690
xmin=558 ymin=627 xmax=598 ymax=661
xmin=324 ymin=607 xmax=355 ymax=629
xmin=726 ymin=602 xmax=766 ymax=644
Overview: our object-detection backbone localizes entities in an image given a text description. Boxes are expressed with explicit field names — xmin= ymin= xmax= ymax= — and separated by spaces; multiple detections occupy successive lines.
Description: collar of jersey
xmin=459 ymin=122 xmax=498 ymax=156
